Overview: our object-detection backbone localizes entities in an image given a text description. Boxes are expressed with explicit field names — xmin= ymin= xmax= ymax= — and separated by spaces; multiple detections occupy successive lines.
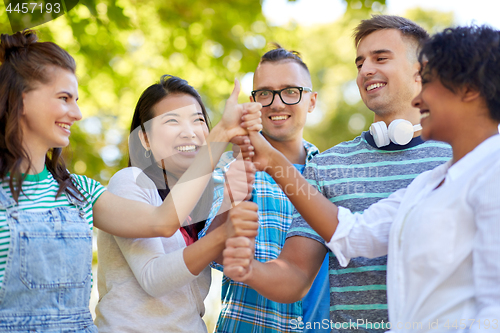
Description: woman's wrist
xmin=263 ymin=147 xmax=284 ymax=177
xmin=212 ymin=221 xmax=230 ymax=247
xmin=208 ymin=123 xmax=230 ymax=143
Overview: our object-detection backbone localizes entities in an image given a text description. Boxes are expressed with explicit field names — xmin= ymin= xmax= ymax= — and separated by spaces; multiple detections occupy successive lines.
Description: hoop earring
xmin=145 ymin=149 xmax=151 ymax=158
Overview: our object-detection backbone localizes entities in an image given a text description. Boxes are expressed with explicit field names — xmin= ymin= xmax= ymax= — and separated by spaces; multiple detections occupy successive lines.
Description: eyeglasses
xmin=251 ymin=87 xmax=312 ymax=107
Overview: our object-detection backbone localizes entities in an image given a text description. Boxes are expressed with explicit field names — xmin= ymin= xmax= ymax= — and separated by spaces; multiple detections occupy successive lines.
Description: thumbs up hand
xmin=219 ymin=79 xmax=262 ymax=141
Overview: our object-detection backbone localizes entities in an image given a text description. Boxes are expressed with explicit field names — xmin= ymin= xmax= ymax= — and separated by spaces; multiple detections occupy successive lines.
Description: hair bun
xmin=0 ymin=30 xmax=39 ymax=63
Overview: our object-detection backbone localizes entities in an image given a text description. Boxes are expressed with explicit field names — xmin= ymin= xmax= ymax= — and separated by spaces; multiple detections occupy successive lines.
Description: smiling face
xmin=412 ymin=71 xmax=464 ymax=143
xmin=252 ymin=61 xmax=317 ymax=143
xmin=142 ymin=93 xmax=209 ymax=178
xmin=355 ymin=29 xmax=421 ymax=120
xmin=21 ymin=66 xmax=81 ymax=158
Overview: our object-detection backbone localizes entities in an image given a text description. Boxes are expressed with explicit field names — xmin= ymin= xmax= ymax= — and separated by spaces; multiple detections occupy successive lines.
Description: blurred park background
xmin=1 ymin=0 xmax=498 ymax=330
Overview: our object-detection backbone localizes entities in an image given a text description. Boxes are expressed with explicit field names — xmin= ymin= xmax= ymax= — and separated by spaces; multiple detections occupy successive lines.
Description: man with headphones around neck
xmin=356 ymin=14 xmax=424 ymax=150
xmin=222 ymin=15 xmax=452 ymax=332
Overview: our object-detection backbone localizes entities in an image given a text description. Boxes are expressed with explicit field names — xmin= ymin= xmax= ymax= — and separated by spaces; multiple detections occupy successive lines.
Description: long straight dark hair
xmin=128 ymin=75 xmax=213 ymax=240
xmin=0 ymin=30 xmax=83 ymax=202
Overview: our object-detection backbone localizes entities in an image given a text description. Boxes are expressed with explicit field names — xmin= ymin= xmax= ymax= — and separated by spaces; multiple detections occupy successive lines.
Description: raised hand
xmin=219 ymin=79 xmax=262 ymax=141
xmin=223 ymin=236 xmax=255 ymax=282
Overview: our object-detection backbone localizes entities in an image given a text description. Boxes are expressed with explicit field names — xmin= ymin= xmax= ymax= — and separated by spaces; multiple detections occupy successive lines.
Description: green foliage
xmin=344 ymin=0 xmax=386 ymax=15
xmin=0 ymin=0 xmax=456 ymax=182
xmin=404 ymin=7 xmax=455 ymax=34
xmin=2 ymin=0 xmax=270 ymax=183
xmin=3 ymin=0 xmax=70 ymax=32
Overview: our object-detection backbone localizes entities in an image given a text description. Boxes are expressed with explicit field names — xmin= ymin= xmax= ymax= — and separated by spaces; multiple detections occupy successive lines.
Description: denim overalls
xmin=0 ymin=186 xmax=97 ymax=332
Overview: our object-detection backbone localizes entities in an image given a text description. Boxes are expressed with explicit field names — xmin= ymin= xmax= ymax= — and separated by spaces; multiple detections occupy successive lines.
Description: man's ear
xmin=413 ymin=59 xmax=422 ymax=83
xmin=250 ymin=95 xmax=255 ymax=102
xmin=308 ymin=91 xmax=318 ymax=113
xmin=138 ymin=130 xmax=150 ymax=151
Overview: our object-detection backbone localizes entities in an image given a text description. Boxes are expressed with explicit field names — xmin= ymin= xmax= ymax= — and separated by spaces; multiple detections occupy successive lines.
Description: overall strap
xmin=0 ymin=183 xmax=17 ymax=210
xmin=64 ymin=181 xmax=86 ymax=218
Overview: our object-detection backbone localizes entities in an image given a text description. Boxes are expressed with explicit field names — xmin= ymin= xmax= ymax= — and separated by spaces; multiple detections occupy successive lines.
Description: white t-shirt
xmin=94 ymin=167 xmax=210 ymax=333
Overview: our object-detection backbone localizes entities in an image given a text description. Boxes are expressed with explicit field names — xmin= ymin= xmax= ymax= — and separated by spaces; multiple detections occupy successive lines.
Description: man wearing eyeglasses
xmin=223 ymin=15 xmax=453 ymax=333
xmin=199 ymin=46 xmax=330 ymax=332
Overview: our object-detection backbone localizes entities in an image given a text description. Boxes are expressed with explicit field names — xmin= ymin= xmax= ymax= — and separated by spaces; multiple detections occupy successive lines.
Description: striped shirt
xmin=287 ymin=132 xmax=452 ymax=333
xmin=0 ymin=167 xmax=106 ymax=289
xmin=200 ymin=140 xmax=319 ymax=333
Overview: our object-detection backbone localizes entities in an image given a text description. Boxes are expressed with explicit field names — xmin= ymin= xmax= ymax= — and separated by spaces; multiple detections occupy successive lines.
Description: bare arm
xmin=93 ymin=139 xmax=226 ymax=238
xmin=223 ymin=235 xmax=327 ymax=303
xmin=106 ymin=166 xmax=259 ymax=297
xmin=249 ymin=131 xmax=339 ymax=241
xmin=249 ymin=131 xmax=397 ymax=261
xmin=115 ymin=205 xmax=257 ymax=298
xmin=93 ymin=81 xmax=262 ymax=238
xmin=184 ymin=201 xmax=258 ymax=274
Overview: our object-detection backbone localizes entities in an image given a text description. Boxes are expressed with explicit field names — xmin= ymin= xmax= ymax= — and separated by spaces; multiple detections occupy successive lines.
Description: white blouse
xmin=327 ymin=134 xmax=500 ymax=332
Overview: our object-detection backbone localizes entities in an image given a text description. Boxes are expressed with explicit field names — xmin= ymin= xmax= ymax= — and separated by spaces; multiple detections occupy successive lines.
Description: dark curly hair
xmin=419 ymin=25 xmax=500 ymax=122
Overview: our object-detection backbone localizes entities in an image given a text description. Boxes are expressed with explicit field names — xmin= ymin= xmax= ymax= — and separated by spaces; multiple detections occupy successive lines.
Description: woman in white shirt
xmin=224 ymin=25 xmax=500 ymax=332
xmin=95 ymin=75 xmax=260 ymax=332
